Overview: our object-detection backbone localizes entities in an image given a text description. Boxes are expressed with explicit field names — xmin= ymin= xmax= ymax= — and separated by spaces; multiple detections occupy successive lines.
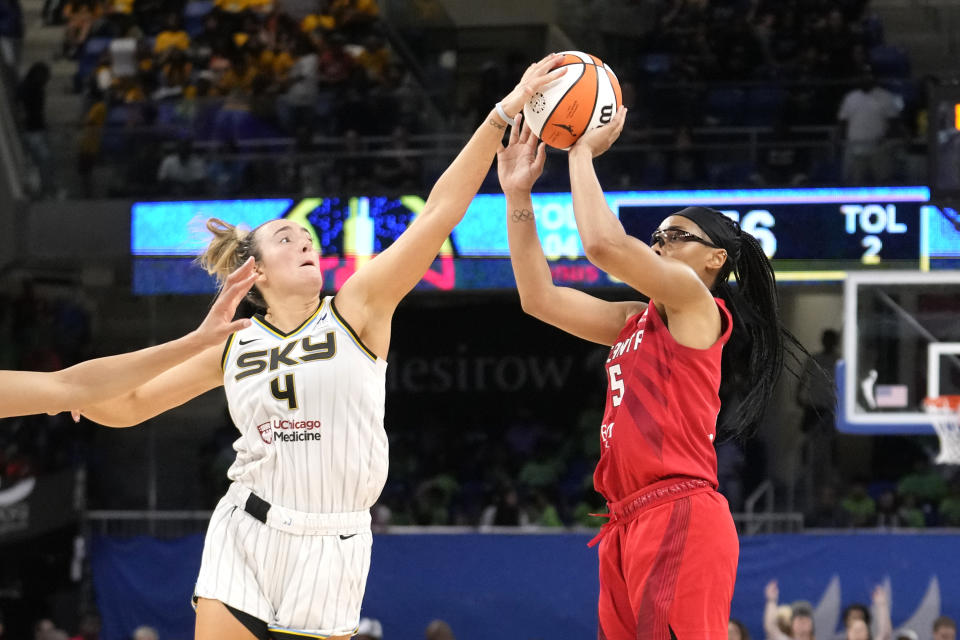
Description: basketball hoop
xmin=923 ymin=395 xmax=960 ymax=465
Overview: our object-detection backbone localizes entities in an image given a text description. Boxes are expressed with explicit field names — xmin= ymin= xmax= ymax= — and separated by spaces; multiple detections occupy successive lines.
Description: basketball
xmin=523 ymin=51 xmax=623 ymax=150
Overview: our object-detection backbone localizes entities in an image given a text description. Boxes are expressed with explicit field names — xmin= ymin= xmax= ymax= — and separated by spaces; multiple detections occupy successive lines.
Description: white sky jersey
xmin=221 ymin=296 xmax=388 ymax=514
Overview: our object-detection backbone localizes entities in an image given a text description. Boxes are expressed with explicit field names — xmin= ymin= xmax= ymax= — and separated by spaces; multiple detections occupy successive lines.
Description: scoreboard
xmin=131 ymin=186 xmax=955 ymax=294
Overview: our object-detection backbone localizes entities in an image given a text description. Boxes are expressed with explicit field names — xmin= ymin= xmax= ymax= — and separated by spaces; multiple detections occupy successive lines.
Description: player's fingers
xmin=518 ymin=121 xmax=531 ymax=145
xmin=227 ymin=318 xmax=253 ymax=333
xmin=508 ymin=114 xmax=521 ymax=146
xmin=523 ymin=125 xmax=538 ymax=150
xmin=71 ymin=410 xmax=81 ymax=423
xmin=533 ymin=142 xmax=547 ymax=172
xmin=535 ymin=52 xmax=563 ymax=71
xmin=225 ymin=257 xmax=255 ymax=284
xmin=528 ymin=66 xmax=565 ymax=90
xmin=220 ymin=272 xmax=258 ymax=309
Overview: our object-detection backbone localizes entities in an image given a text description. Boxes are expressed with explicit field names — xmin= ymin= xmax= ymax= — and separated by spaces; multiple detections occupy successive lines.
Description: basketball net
xmin=923 ymin=395 xmax=960 ymax=465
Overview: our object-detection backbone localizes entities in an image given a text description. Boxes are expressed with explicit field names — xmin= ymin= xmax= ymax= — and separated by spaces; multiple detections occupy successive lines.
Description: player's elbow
xmin=518 ymin=291 xmax=546 ymax=318
xmin=582 ymin=235 xmax=621 ymax=270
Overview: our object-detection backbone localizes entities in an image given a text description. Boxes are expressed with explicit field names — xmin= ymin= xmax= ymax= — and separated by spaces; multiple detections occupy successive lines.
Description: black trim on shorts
xmin=226 ymin=603 xmax=273 ymax=640
xmin=244 ymin=492 xmax=271 ymax=523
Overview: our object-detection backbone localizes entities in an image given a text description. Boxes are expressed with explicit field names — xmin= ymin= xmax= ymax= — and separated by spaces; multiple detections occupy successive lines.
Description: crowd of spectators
xmin=806 ymin=465 xmax=960 ymax=530
xmin=756 ymin=583 xmax=956 ymax=640
xmin=49 ymin=0 xmax=431 ymax=196
xmin=17 ymin=0 xmax=927 ymax=197
xmin=631 ymin=0 xmax=894 ymax=127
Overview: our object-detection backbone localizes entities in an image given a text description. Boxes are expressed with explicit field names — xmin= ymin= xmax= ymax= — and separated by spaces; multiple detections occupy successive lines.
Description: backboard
xmin=838 ymin=271 xmax=960 ymax=434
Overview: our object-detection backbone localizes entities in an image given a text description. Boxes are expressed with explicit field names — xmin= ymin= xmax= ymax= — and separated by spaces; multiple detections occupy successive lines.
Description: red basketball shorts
xmin=596 ymin=486 xmax=739 ymax=640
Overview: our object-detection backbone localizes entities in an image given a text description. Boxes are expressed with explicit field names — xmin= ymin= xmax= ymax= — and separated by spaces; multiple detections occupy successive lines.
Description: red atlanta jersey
xmin=594 ymin=299 xmax=732 ymax=503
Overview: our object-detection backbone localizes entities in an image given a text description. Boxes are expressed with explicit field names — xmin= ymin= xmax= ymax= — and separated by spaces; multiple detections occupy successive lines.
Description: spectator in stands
xmin=356 ymin=617 xmax=382 ymax=640
xmin=753 ymin=117 xmax=810 ymax=187
xmin=939 ymin=479 xmax=960 ymax=526
xmin=373 ymin=126 xmax=420 ymax=191
xmin=424 ymin=620 xmax=455 ymax=640
xmin=153 ymin=13 xmax=190 ymax=61
xmin=61 ymin=0 xmax=99 ymax=59
xmin=0 ymin=0 xmax=23 ymax=74
xmin=157 ymin=139 xmax=207 ymax=195
xmin=319 ymin=32 xmax=355 ymax=87
xmin=354 ymin=32 xmax=390 ymax=85
xmin=764 ymin=580 xmax=815 ymax=640
xmin=17 ymin=62 xmax=56 ymax=198
xmin=842 ymin=587 xmax=893 ymax=640
xmin=898 ymin=461 xmax=945 ymax=525
xmin=34 ymin=619 xmax=56 ymax=640
xmin=77 ymin=98 xmax=106 ymax=198
xmin=841 ymin=482 xmax=876 ymax=527
xmin=728 ymin=619 xmax=750 ymax=640
xmin=130 ymin=626 xmax=158 ymax=640
xmin=279 ymin=34 xmax=319 ymax=132
xmin=837 ymin=66 xmax=903 ymax=185
xmin=895 ymin=631 xmax=919 ymax=640
xmin=479 ymin=485 xmax=529 ymax=527
xmin=837 ymin=606 xmax=871 ymax=640
xmin=68 ymin=613 xmax=100 ymax=640
xmin=934 ymin=617 xmax=957 ymax=640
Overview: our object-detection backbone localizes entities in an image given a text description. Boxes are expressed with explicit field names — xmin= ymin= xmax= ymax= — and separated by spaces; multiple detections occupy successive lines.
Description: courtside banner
xmin=92 ymin=532 xmax=960 ymax=640
xmin=0 ymin=470 xmax=78 ymax=545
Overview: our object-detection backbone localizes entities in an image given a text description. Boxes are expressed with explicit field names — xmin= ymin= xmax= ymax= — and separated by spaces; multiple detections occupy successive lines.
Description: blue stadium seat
xmin=184 ymin=1 xmax=214 ymax=37
xmin=705 ymin=87 xmax=746 ymax=125
xmin=869 ymin=45 xmax=910 ymax=78
xmin=74 ymin=36 xmax=112 ymax=92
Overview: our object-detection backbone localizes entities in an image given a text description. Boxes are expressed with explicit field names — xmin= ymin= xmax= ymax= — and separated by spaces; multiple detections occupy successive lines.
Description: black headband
xmin=672 ymin=206 xmax=741 ymax=260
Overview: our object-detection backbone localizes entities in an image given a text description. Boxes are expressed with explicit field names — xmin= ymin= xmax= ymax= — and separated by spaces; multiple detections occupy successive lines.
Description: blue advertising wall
xmin=92 ymin=532 xmax=960 ymax=640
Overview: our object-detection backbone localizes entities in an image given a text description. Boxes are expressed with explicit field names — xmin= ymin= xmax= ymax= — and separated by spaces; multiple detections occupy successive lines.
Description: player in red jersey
xmin=498 ymin=109 xmax=802 ymax=640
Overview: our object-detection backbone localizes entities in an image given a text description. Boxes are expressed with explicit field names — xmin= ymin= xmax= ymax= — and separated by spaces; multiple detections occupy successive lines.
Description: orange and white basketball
xmin=523 ymin=51 xmax=623 ymax=150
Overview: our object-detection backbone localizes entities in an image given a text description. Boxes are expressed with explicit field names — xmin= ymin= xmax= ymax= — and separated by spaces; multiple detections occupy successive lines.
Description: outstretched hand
xmin=569 ymin=105 xmax=627 ymax=158
xmin=498 ymin=53 xmax=567 ymax=120
xmin=194 ymin=257 xmax=258 ymax=346
xmin=497 ymin=117 xmax=547 ymax=196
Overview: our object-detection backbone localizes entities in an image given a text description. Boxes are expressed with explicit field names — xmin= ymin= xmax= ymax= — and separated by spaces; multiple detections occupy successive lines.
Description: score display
xmin=131 ymin=186 xmax=946 ymax=294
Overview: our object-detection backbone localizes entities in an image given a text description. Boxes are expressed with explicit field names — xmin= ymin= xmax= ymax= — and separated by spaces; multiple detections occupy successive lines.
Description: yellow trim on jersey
xmin=220 ymin=333 xmax=236 ymax=372
xmin=330 ymin=298 xmax=377 ymax=363
xmin=268 ymin=624 xmax=359 ymax=639
xmin=252 ymin=301 xmax=323 ymax=339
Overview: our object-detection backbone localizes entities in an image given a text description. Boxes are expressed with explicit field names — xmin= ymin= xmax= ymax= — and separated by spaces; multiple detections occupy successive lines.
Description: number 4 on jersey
xmin=271 ymin=373 xmax=298 ymax=410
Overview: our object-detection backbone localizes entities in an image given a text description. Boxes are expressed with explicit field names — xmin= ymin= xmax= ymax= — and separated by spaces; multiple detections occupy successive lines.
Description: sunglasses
xmin=650 ymin=228 xmax=720 ymax=249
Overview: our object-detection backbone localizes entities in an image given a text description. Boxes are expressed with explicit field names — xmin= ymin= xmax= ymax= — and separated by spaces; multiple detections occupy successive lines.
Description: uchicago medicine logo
xmin=255 ymin=419 xmax=322 ymax=444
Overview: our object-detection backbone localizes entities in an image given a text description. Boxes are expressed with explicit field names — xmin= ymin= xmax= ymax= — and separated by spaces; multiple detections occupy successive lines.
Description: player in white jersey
xmin=75 ymin=55 xmax=568 ymax=640
xmin=0 ymin=259 xmax=256 ymax=418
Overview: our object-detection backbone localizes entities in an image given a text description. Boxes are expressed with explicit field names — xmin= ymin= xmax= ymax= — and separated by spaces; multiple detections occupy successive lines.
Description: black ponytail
xmin=676 ymin=207 xmax=811 ymax=440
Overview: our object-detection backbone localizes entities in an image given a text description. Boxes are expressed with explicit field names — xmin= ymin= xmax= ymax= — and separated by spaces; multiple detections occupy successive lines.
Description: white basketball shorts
xmin=194 ymin=483 xmax=373 ymax=638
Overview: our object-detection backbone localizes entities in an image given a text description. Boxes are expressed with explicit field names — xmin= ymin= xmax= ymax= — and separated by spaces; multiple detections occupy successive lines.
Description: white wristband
xmin=494 ymin=102 xmax=514 ymax=126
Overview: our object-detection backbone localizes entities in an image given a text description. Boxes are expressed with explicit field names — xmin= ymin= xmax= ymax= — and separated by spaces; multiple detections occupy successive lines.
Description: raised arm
xmin=499 ymin=121 xmax=643 ymax=346
xmin=334 ymin=54 xmax=567 ymax=357
xmin=0 ymin=259 xmax=257 ymax=419
xmin=567 ymin=107 xmax=712 ymax=313
xmin=872 ymin=584 xmax=893 ymax=640
xmin=763 ymin=580 xmax=791 ymax=640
